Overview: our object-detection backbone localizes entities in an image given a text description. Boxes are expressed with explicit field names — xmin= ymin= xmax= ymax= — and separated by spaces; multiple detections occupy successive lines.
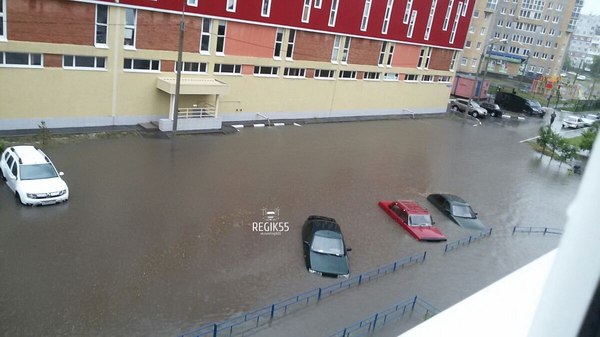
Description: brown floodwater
xmin=0 ymin=115 xmax=580 ymax=336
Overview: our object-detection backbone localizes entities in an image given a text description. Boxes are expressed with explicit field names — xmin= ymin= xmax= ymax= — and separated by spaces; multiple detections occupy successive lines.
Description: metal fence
xmin=179 ymin=252 xmax=427 ymax=337
xmin=512 ymin=226 xmax=563 ymax=235
xmin=328 ymin=296 xmax=439 ymax=337
xmin=443 ymin=228 xmax=493 ymax=253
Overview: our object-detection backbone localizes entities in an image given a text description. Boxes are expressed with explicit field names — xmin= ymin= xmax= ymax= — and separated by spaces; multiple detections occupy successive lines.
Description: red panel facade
xmin=85 ymin=0 xmax=473 ymax=50
xmin=137 ymin=11 xmax=202 ymax=52
xmin=347 ymin=38 xmax=380 ymax=66
xmin=294 ymin=31 xmax=335 ymax=62
xmin=429 ymin=48 xmax=454 ymax=71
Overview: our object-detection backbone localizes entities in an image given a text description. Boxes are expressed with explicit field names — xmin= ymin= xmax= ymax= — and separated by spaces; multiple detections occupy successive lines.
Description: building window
xmin=364 ymin=72 xmax=380 ymax=80
xmin=405 ymin=74 xmax=419 ymax=81
xmin=407 ymin=10 xmax=417 ymax=38
xmin=341 ymin=37 xmax=351 ymax=64
xmin=329 ymin=0 xmax=339 ymax=26
xmin=200 ymin=18 xmax=211 ymax=54
xmin=214 ymin=63 xmax=241 ymax=74
xmin=465 ymin=40 xmax=471 ymax=48
xmin=262 ymin=0 xmax=272 ymax=17
xmin=443 ymin=0 xmax=454 ymax=31
xmin=0 ymin=52 xmax=43 ymax=67
xmin=339 ymin=70 xmax=357 ymax=79
xmin=471 ymin=58 xmax=477 ymax=67
xmin=124 ymin=58 xmax=159 ymax=72
xmin=283 ymin=67 xmax=306 ymax=78
xmin=424 ymin=0 xmax=437 ymax=40
xmin=386 ymin=43 xmax=395 ymax=66
xmin=417 ymin=47 xmax=426 ymax=68
xmin=460 ymin=57 xmax=467 ymax=66
xmin=0 ymin=0 xmax=5 ymax=40
xmin=273 ymin=28 xmax=284 ymax=59
xmin=187 ymin=0 xmax=198 ymax=6
xmin=462 ymin=0 xmax=468 ymax=16
xmin=124 ymin=8 xmax=136 ymax=48
xmin=95 ymin=5 xmax=108 ymax=46
xmin=378 ymin=42 xmax=387 ymax=66
xmin=302 ymin=0 xmax=312 ymax=23
xmin=216 ymin=21 xmax=226 ymax=54
xmin=286 ymin=30 xmax=296 ymax=59
xmin=437 ymin=75 xmax=452 ymax=82
xmin=361 ymin=0 xmax=372 ymax=31
xmin=63 ymin=55 xmax=106 ymax=70
xmin=254 ymin=66 xmax=279 ymax=76
xmin=227 ymin=0 xmax=236 ymax=12
xmin=422 ymin=75 xmax=434 ymax=82
xmin=315 ymin=0 xmax=322 ymax=9
xmin=403 ymin=0 xmax=413 ymax=24
xmin=314 ymin=69 xmax=335 ymax=79
xmin=382 ymin=0 xmax=394 ymax=34
xmin=449 ymin=2 xmax=462 ymax=43
xmin=384 ymin=72 xmax=399 ymax=81
xmin=473 ymin=10 xmax=479 ymax=18
xmin=331 ymin=35 xmax=341 ymax=63
xmin=181 ymin=62 xmax=207 ymax=73
xmin=450 ymin=51 xmax=458 ymax=71
xmin=480 ymin=27 xmax=486 ymax=35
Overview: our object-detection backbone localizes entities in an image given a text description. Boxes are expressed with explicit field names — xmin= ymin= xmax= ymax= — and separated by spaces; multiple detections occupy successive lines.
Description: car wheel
xmin=472 ymin=111 xmax=478 ymax=118
xmin=0 ymin=170 xmax=5 ymax=182
xmin=491 ymin=112 xmax=496 ymax=117
xmin=451 ymin=106 xmax=459 ymax=112
xmin=15 ymin=193 xmax=23 ymax=205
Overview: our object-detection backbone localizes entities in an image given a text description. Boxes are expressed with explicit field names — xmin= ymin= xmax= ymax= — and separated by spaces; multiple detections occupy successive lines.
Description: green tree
xmin=591 ymin=56 xmax=600 ymax=76
xmin=547 ymin=128 xmax=562 ymax=164
xmin=579 ymin=127 xmax=598 ymax=153
xmin=557 ymin=140 xmax=578 ymax=168
xmin=536 ymin=126 xmax=552 ymax=158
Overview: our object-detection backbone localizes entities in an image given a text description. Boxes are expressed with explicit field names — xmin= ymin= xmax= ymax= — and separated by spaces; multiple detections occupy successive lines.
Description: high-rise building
xmin=0 ymin=0 xmax=474 ymax=131
xmin=567 ymin=14 xmax=600 ymax=70
xmin=458 ymin=0 xmax=583 ymax=80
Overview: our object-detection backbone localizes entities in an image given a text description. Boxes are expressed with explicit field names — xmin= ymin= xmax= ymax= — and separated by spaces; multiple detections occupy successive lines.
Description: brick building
xmin=0 ymin=0 xmax=474 ymax=131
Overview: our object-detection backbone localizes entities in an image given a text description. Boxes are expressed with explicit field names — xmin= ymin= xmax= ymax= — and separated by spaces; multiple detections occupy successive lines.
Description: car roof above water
xmin=396 ymin=200 xmax=429 ymax=215
xmin=8 ymin=146 xmax=49 ymax=165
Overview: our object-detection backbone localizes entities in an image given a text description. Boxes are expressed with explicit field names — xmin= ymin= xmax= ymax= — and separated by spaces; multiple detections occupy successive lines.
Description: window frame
xmin=187 ymin=0 xmax=198 ymax=6
xmin=341 ymin=37 xmax=351 ymax=64
xmin=180 ymin=61 xmax=208 ymax=74
xmin=364 ymin=72 xmax=381 ymax=81
xmin=285 ymin=29 xmax=296 ymax=60
xmin=378 ymin=42 xmax=387 ymax=66
xmin=329 ymin=0 xmax=339 ymax=27
xmin=63 ymin=55 xmax=107 ymax=71
xmin=262 ymin=0 xmax=272 ymax=17
xmin=0 ymin=0 xmax=6 ymax=41
xmin=0 ymin=52 xmax=43 ymax=68
xmin=383 ymin=72 xmax=399 ymax=81
xmin=302 ymin=0 xmax=312 ymax=23
xmin=226 ymin=0 xmax=237 ymax=12
xmin=338 ymin=70 xmax=357 ymax=80
xmin=382 ymin=0 xmax=394 ymax=34
xmin=424 ymin=0 xmax=438 ymax=40
xmin=407 ymin=10 xmax=417 ymax=38
xmin=213 ymin=63 xmax=242 ymax=75
xmin=273 ymin=28 xmax=284 ymax=59
xmin=314 ymin=69 xmax=335 ymax=80
xmin=361 ymin=0 xmax=372 ymax=32
xmin=443 ymin=0 xmax=454 ymax=31
xmin=386 ymin=43 xmax=395 ymax=67
xmin=283 ymin=67 xmax=306 ymax=78
xmin=200 ymin=18 xmax=212 ymax=55
xmin=253 ymin=66 xmax=279 ymax=77
xmin=405 ymin=74 xmax=419 ymax=82
xmin=331 ymin=35 xmax=341 ymax=63
xmin=216 ymin=20 xmax=227 ymax=55
xmin=95 ymin=4 xmax=109 ymax=47
xmin=403 ymin=0 xmax=413 ymax=24
xmin=124 ymin=8 xmax=137 ymax=49
xmin=123 ymin=58 xmax=160 ymax=73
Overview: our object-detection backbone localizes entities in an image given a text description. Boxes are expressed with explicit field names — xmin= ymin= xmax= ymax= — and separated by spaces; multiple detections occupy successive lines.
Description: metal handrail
xmin=178 ymin=107 xmax=216 ymax=119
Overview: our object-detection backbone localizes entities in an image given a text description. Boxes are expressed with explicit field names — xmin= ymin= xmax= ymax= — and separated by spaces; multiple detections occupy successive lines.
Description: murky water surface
xmin=0 ymin=116 xmax=581 ymax=336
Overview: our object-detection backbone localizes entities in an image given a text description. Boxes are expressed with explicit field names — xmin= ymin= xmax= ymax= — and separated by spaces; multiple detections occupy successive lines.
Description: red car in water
xmin=378 ymin=200 xmax=447 ymax=242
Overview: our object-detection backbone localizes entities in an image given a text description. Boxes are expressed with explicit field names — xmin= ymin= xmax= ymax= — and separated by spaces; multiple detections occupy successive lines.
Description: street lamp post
xmin=172 ymin=2 xmax=186 ymax=138
xmin=519 ymin=55 xmax=530 ymax=92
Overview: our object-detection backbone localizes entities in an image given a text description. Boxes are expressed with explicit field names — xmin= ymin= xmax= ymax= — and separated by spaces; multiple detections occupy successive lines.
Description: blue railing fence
xmin=328 ymin=296 xmax=439 ymax=337
xmin=512 ymin=226 xmax=563 ymax=235
xmin=443 ymin=228 xmax=493 ymax=253
xmin=180 ymin=252 xmax=427 ymax=337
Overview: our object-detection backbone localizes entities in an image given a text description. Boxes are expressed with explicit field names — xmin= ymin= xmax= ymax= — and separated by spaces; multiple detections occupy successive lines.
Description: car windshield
xmin=471 ymin=102 xmax=481 ymax=108
xmin=566 ymin=116 xmax=578 ymax=122
xmin=311 ymin=231 xmax=344 ymax=256
xmin=451 ymin=204 xmax=476 ymax=218
xmin=20 ymin=164 xmax=58 ymax=180
xmin=493 ymin=104 xmax=500 ymax=109
xmin=409 ymin=215 xmax=432 ymax=226
xmin=528 ymin=100 xmax=541 ymax=108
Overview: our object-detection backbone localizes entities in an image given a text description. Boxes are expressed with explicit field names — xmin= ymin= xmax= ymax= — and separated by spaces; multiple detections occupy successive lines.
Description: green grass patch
xmin=565 ymin=136 xmax=582 ymax=147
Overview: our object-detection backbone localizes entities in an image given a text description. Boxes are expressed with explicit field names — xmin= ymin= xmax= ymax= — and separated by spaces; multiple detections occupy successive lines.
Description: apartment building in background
xmin=0 ymin=0 xmax=473 ymax=131
xmin=567 ymin=14 xmax=600 ymax=70
xmin=458 ymin=0 xmax=583 ymax=80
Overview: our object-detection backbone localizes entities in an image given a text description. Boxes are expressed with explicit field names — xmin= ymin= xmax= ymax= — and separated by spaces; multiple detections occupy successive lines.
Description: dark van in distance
xmin=494 ymin=92 xmax=545 ymax=117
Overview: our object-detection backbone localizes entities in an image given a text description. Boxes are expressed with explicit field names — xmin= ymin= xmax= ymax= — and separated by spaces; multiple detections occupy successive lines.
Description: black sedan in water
xmin=302 ymin=215 xmax=351 ymax=278
xmin=479 ymin=102 xmax=503 ymax=118
xmin=426 ymin=194 xmax=487 ymax=231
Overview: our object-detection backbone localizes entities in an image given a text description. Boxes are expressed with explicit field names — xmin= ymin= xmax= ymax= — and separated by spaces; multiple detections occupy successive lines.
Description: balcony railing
xmin=178 ymin=106 xmax=216 ymax=119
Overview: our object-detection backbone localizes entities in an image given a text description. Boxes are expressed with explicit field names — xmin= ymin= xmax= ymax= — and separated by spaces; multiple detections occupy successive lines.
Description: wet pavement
xmin=0 ymin=114 xmax=582 ymax=337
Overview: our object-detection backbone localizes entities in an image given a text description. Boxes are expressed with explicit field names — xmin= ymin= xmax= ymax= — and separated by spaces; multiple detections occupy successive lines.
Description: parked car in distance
xmin=426 ymin=194 xmax=487 ymax=231
xmin=479 ymin=102 xmax=503 ymax=117
xmin=302 ymin=215 xmax=351 ymax=278
xmin=577 ymin=75 xmax=587 ymax=81
xmin=581 ymin=114 xmax=599 ymax=127
xmin=562 ymin=115 xmax=585 ymax=129
xmin=0 ymin=145 xmax=69 ymax=206
xmin=378 ymin=200 xmax=447 ymax=242
xmin=494 ymin=92 xmax=545 ymax=117
xmin=450 ymin=99 xmax=488 ymax=118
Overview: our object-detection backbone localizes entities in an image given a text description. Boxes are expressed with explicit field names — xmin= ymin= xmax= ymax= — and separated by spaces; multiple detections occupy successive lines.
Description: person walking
xmin=550 ymin=111 xmax=556 ymax=126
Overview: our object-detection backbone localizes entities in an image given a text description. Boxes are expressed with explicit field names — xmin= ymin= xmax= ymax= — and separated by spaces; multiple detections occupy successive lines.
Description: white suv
xmin=0 ymin=146 xmax=69 ymax=206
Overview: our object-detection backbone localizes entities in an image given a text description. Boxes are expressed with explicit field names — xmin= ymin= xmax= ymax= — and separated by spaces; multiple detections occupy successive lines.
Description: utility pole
xmin=172 ymin=2 xmax=186 ymax=138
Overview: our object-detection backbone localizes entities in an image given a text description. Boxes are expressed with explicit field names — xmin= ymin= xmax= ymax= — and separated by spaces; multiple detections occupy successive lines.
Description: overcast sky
xmin=582 ymin=1 xmax=600 ymax=15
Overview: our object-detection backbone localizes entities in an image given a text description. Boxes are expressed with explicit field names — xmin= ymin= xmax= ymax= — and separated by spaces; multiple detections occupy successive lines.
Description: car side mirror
xmin=59 ymin=172 xmax=64 ymax=176
xmin=303 ymin=241 xmax=309 ymax=245
xmin=346 ymin=248 xmax=352 ymax=252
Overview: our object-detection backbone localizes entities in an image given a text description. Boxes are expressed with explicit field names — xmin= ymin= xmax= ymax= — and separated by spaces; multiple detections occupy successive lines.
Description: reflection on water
xmin=0 ymin=117 xmax=579 ymax=336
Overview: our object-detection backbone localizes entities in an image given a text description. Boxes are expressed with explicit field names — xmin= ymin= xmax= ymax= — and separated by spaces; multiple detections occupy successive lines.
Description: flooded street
xmin=0 ymin=115 xmax=581 ymax=336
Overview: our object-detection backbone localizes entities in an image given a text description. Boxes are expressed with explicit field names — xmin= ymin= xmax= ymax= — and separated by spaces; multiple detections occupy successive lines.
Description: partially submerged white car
xmin=561 ymin=116 xmax=585 ymax=129
xmin=0 ymin=146 xmax=69 ymax=206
